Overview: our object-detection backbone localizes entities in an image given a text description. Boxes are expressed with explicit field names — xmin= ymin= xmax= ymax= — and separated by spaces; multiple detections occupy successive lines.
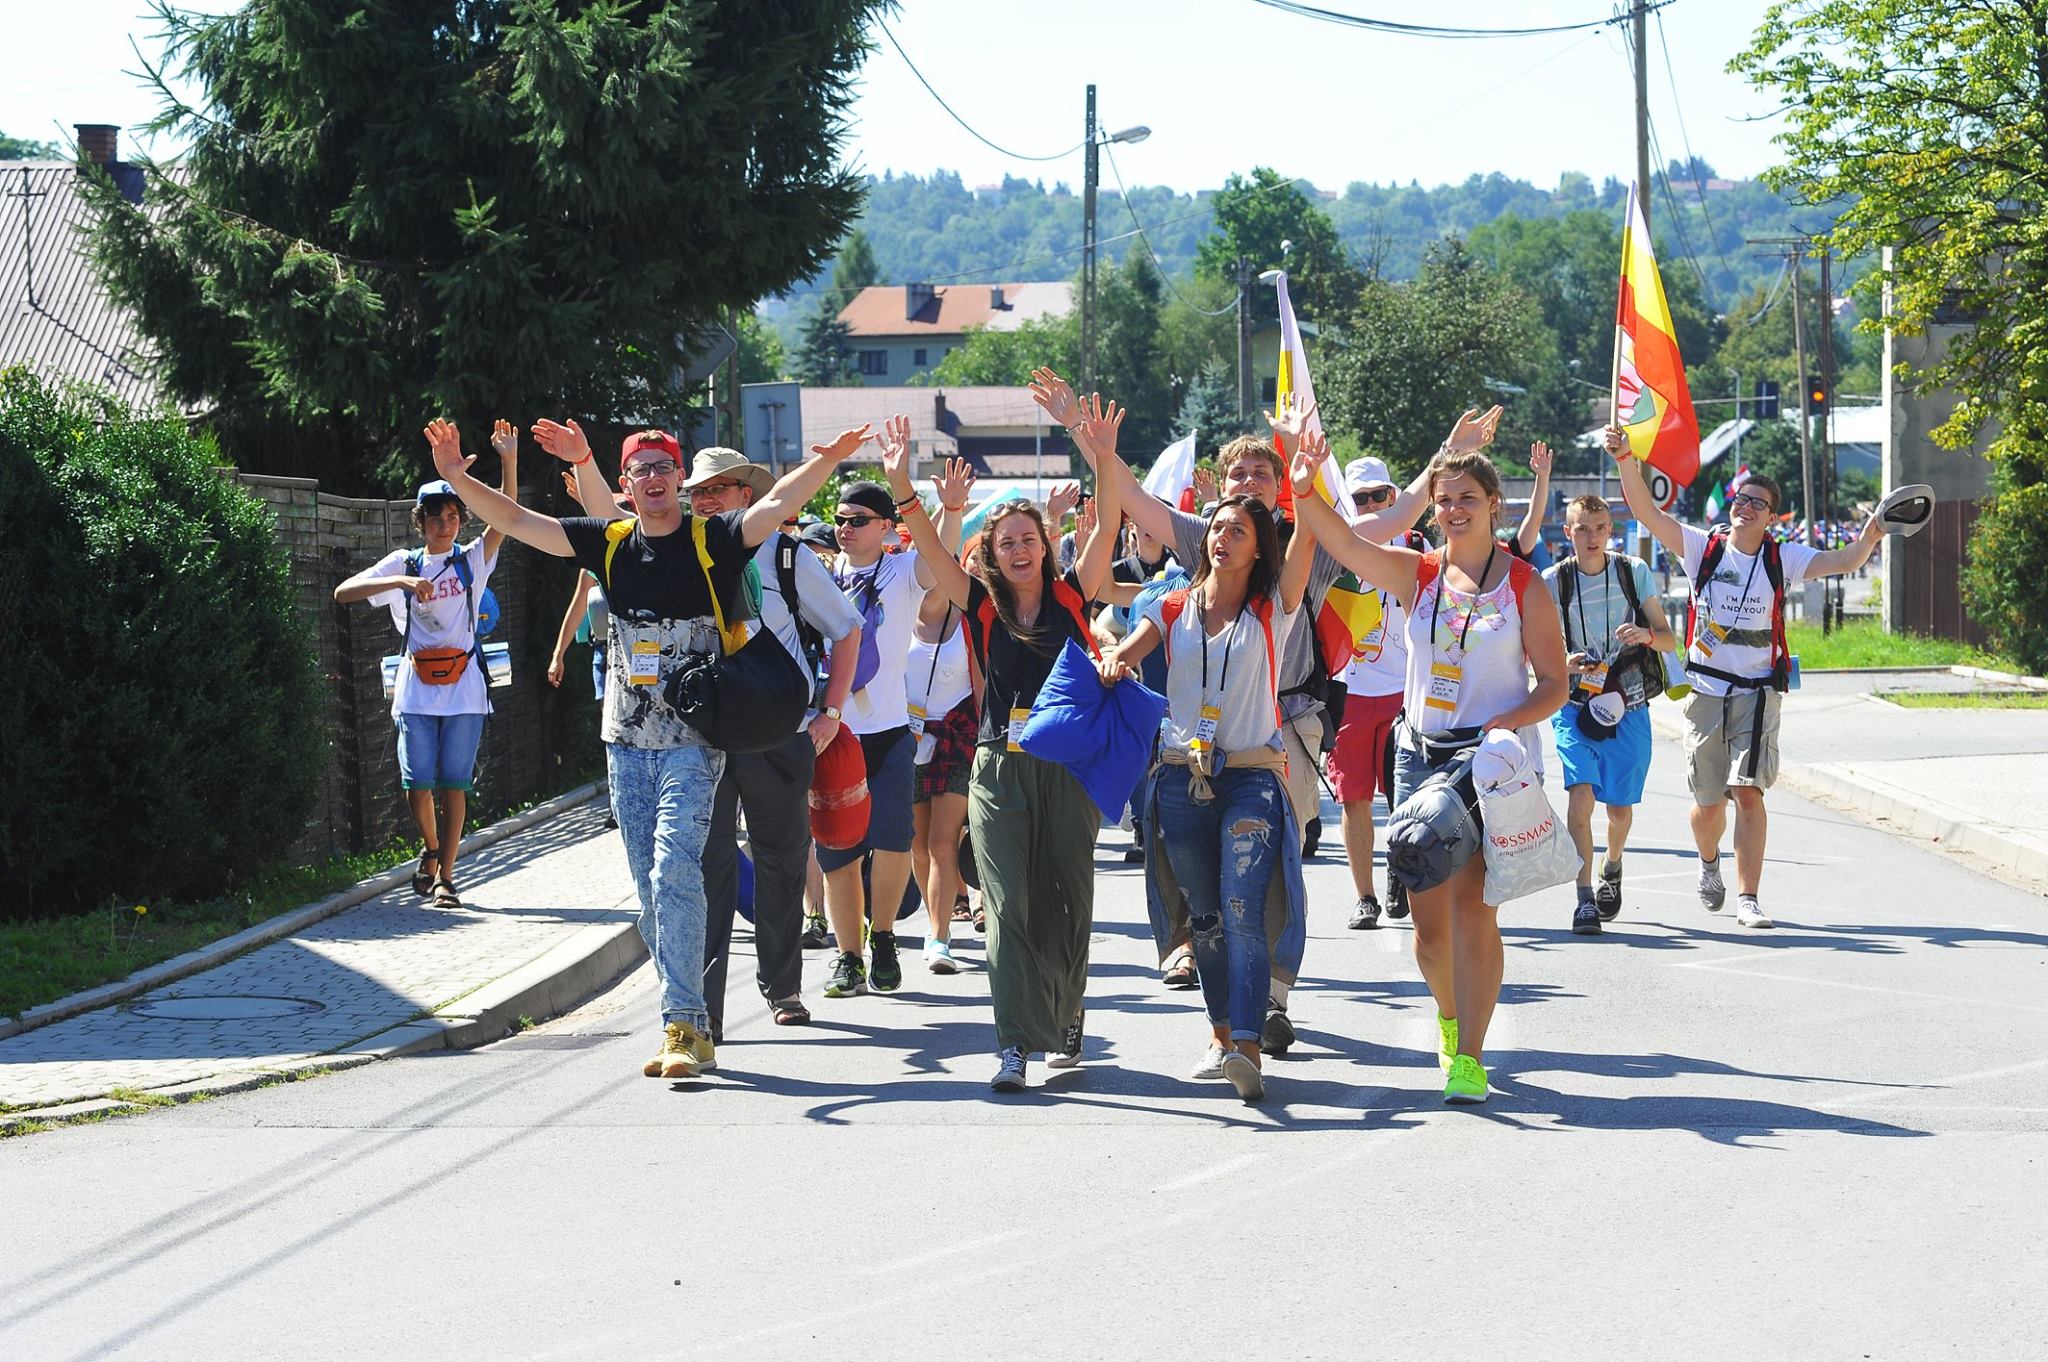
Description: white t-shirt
xmin=907 ymin=616 xmax=972 ymax=722
xmin=1679 ymin=525 xmax=1819 ymax=698
xmin=833 ymin=548 xmax=928 ymax=735
xmin=1400 ymin=553 xmax=1543 ymax=774
xmin=750 ymin=533 xmax=864 ymax=731
xmin=1144 ymin=589 xmax=1303 ymax=759
xmin=365 ymin=538 xmax=497 ymax=718
xmin=1340 ymin=587 xmax=1408 ymax=698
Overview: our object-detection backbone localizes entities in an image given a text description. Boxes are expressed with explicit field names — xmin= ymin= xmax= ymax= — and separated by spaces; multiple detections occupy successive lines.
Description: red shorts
xmin=1329 ymin=690 xmax=1403 ymax=806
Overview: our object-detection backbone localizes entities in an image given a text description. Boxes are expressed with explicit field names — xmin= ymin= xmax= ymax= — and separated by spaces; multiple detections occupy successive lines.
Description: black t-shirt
xmin=561 ymin=510 xmax=752 ymax=748
xmin=965 ymin=568 xmax=1093 ymax=747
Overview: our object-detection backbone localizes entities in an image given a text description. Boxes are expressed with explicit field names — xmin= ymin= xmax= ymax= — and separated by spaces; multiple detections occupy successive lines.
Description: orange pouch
xmin=411 ymin=646 xmax=470 ymax=685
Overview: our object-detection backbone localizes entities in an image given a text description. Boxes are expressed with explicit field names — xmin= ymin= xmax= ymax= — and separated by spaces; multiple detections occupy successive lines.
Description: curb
xmin=1950 ymin=664 xmax=2048 ymax=692
xmin=1644 ymin=705 xmax=2048 ymax=891
xmin=0 ymin=780 xmax=607 ymax=1044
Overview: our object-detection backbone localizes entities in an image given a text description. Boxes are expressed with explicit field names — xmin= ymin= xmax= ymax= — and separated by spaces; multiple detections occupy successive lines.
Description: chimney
xmin=934 ymin=393 xmax=950 ymax=433
xmin=75 ymin=124 xmax=119 ymax=167
xmin=990 ymin=285 xmax=1005 ymax=310
xmin=904 ymin=281 xmax=935 ymax=321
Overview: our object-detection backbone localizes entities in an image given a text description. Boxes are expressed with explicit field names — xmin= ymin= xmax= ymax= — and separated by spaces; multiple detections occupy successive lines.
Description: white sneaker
xmin=1220 ymin=1050 xmax=1266 ymax=1101
xmin=1735 ymin=897 xmax=1774 ymax=929
xmin=1699 ymin=857 xmax=1727 ymax=913
xmin=924 ymin=938 xmax=958 ymax=974
xmin=1190 ymin=1041 xmax=1228 ymax=1080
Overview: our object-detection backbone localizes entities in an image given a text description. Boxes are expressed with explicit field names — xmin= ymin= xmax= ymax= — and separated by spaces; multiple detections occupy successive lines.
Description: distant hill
xmin=765 ymin=159 xmax=1851 ymax=339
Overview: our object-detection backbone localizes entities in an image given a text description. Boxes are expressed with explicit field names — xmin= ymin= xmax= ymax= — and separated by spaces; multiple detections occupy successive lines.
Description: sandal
xmin=1161 ymin=949 xmax=1197 ymax=991
xmin=771 ymin=998 xmax=811 ymax=1026
xmin=432 ymin=877 xmax=462 ymax=909
xmin=972 ymin=905 xmax=987 ymax=935
xmin=951 ymin=894 xmax=973 ymax=923
xmin=412 ymin=848 xmax=440 ymax=897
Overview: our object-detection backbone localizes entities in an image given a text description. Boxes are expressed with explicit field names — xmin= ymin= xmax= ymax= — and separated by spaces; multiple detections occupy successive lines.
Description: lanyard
xmin=1431 ymin=545 xmax=1497 ymax=662
xmin=921 ymin=603 xmax=954 ymax=698
xmin=1707 ymin=545 xmax=1764 ymax=634
xmin=1197 ymin=595 xmax=1247 ymax=705
xmin=1575 ymin=557 xmax=1613 ymax=655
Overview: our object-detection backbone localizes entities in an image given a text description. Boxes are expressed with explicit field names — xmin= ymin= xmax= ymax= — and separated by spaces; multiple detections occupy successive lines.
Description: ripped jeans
xmin=1155 ymin=766 xmax=1287 ymax=1042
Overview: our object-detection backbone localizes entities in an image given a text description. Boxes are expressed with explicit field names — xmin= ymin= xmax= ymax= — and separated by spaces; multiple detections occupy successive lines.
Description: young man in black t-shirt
xmin=426 ymin=416 xmax=870 ymax=1081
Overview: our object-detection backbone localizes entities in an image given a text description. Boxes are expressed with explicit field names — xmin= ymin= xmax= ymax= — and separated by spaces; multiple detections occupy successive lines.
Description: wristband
xmin=572 ymin=452 xmax=593 ymax=466
xmin=895 ymin=493 xmax=923 ymax=510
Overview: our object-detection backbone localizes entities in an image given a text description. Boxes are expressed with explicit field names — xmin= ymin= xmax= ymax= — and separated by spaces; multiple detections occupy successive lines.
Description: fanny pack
xmin=411 ymin=646 xmax=471 ymax=685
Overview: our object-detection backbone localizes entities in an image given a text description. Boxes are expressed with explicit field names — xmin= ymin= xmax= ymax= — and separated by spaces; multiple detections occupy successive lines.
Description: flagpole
xmin=1610 ymin=183 xmax=1633 ymax=432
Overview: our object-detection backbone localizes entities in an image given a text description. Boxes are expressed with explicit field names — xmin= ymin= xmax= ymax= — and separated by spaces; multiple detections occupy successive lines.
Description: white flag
xmin=1141 ymin=430 xmax=1198 ymax=505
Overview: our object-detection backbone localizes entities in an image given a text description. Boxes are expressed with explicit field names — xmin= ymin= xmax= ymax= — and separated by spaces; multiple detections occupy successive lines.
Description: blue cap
xmin=416 ymin=479 xmax=458 ymax=504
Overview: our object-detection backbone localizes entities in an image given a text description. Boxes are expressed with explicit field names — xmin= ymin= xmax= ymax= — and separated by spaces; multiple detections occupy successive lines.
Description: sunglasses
xmin=623 ymin=461 xmax=679 ymax=480
xmin=834 ymin=513 xmax=882 ymax=529
xmin=1352 ymin=487 xmax=1395 ymax=506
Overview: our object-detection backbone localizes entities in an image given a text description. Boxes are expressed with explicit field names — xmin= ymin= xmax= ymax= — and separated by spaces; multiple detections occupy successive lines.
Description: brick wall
xmin=238 ymin=474 xmax=604 ymax=864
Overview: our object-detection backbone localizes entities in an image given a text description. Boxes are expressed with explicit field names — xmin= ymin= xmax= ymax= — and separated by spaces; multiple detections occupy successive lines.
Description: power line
xmin=1101 ymin=143 xmax=1238 ymax=316
xmin=1654 ymin=8 xmax=1734 ymax=289
xmin=1617 ymin=21 xmax=1719 ymax=312
xmin=875 ymin=22 xmax=1083 ymax=164
xmin=1436 ymin=29 xmax=1602 ymax=119
xmin=1249 ymin=0 xmax=1672 ymax=39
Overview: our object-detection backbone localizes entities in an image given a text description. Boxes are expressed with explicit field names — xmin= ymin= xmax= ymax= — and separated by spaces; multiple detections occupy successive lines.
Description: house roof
xmin=0 ymin=161 xmax=163 ymax=410
xmin=837 ymin=281 xmax=1073 ymax=338
xmin=800 ymin=385 xmax=1060 ymax=472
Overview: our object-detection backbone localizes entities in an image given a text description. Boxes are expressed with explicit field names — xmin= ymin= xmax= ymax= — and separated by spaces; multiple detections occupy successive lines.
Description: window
xmin=1260 ymin=377 xmax=1277 ymax=403
xmin=857 ymin=350 xmax=889 ymax=376
xmin=913 ymin=348 xmax=928 ymax=366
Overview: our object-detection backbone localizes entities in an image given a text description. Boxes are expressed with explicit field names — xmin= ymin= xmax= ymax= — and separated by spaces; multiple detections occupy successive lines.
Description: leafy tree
xmin=792 ymin=304 xmax=857 ymax=387
xmin=0 ymin=132 xmax=62 ymax=160
xmin=737 ymin=310 xmax=786 ymax=385
xmin=82 ymin=0 xmax=886 ymax=492
xmin=1176 ymin=359 xmax=1252 ymax=459
xmin=832 ymin=228 xmax=882 ymax=298
xmin=917 ymin=312 xmax=1078 ymax=387
xmin=1095 ymin=249 xmax=1170 ymax=455
xmin=1194 ymin=167 xmax=1365 ymax=324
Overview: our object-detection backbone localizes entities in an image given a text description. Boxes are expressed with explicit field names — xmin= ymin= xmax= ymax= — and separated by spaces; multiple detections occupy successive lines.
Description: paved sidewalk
xmin=1648 ymin=670 xmax=2048 ymax=888
xmin=0 ymin=801 xmax=639 ymax=1123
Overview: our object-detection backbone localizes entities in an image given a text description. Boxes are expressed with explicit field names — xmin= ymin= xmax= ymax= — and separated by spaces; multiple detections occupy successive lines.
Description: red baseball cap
xmin=620 ymin=429 xmax=682 ymax=465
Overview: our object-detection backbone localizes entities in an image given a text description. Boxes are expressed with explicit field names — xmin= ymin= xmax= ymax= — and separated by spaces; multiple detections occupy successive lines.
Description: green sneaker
xmin=823 ymin=952 xmax=867 ymax=998
xmin=1437 ymin=1014 xmax=1459 ymax=1072
xmin=1443 ymin=1053 xmax=1489 ymax=1105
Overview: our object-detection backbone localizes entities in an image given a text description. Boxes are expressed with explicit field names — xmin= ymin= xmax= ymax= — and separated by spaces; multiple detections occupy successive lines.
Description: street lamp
xmin=1080 ymin=85 xmax=1151 ymax=402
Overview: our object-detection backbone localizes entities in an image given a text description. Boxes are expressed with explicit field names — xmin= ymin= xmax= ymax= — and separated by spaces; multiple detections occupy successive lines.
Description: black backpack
xmin=1557 ymin=552 xmax=1668 ymax=698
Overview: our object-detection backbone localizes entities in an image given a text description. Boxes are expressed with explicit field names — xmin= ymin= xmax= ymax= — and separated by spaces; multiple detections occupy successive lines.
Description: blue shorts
xmin=815 ymin=726 xmax=916 ymax=870
xmin=395 ymin=712 xmax=486 ymax=791
xmin=1552 ymin=703 xmax=1653 ymax=806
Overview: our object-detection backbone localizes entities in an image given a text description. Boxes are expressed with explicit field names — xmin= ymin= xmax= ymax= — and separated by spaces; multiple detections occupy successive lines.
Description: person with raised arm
xmin=1607 ymin=426 xmax=1882 ymax=930
xmin=424 ymin=415 xmax=872 ymax=1082
xmin=1032 ymin=365 xmax=1490 ymax=1055
xmin=878 ymin=403 xmax=1121 ymax=1092
xmin=1289 ymin=427 xmax=1570 ymax=1105
xmin=1095 ymin=452 xmax=1319 ymax=1102
xmin=1513 ymin=438 xmax=1555 ymax=567
xmin=333 ymin=419 xmax=518 ymax=909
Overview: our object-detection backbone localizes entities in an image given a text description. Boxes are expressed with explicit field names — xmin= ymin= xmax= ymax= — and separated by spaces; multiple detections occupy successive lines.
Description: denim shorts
xmin=395 ymin=712 xmax=486 ymax=791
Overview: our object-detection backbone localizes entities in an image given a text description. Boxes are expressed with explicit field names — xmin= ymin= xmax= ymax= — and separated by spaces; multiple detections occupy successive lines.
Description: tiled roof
xmin=0 ymin=161 xmax=163 ymax=410
xmin=799 ymin=385 xmax=1064 ymax=475
xmin=837 ymin=281 xmax=1073 ymax=338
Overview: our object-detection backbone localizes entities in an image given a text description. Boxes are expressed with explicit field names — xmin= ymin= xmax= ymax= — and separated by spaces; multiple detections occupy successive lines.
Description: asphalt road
xmin=4 ymin=732 xmax=2045 ymax=1361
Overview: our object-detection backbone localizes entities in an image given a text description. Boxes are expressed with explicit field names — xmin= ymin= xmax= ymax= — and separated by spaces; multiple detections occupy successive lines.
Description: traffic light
xmin=1754 ymin=379 xmax=1780 ymax=420
xmin=1807 ymin=381 xmax=1828 ymax=415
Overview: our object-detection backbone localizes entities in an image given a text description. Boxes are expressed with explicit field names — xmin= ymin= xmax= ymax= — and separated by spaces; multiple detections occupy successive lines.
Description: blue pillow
xmin=1019 ymin=638 xmax=1168 ymax=820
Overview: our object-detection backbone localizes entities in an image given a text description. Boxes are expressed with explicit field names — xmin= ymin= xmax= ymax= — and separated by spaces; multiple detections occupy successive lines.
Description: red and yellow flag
xmin=1613 ymin=185 xmax=1700 ymax=486
xmin=1271 ymin=271 xmax=1361 ymax=527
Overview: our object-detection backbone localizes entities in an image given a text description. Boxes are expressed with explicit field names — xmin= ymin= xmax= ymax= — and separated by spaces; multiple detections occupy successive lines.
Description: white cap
xmin=1345 ymin=456 xmax=1396 ymax=494
xmin=1588 ymin=691 xmax=1628 ymax=728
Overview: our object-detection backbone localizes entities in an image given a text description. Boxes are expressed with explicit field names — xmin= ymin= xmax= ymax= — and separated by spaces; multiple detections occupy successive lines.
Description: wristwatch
xmin=821 ymin=705 xmax=842 ymax=721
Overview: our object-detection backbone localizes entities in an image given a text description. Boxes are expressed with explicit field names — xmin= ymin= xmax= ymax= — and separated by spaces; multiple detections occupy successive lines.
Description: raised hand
xmin=1443 ymin=404 xmax=1504 ymax=454
xmin=933 ymin=455 xmax=978 ymax=513
xmin=1192 ymin=465 xmax=1218 ymax=506
xmin=876 ymin=414 xmax=913 ymax=496
xmin=1529 ymin=441 xmax=1553 ymax=476
xmin=1076 ymin=392 xmax=1126 ymax=459
xmin=1264 ymin=393 xmax=1317 ymax=456
xmin=423 ymin=418 xmax=474 ymax=482
xmin=1046 ymin=481 xmax=1082 ymax=525
xmin=1028 ymin=366 xmax=1081 ymax=429
xmin=532 ymin=418 xmax=591 ymax=465
xmin=812 ymin=423 xmax=874 ymax=466
xmin=1603 ymin=424 xmax=1629 ymax=461
xmin=1075 ymin=493 xmax=1098 ymax=542
xmin=1288 ymin=441 xmax=1322 ymax=498
xmin=559 ymin=468 xmax=584 ymax=506
xmin=491 ymin=419 xmax=519 ymax=458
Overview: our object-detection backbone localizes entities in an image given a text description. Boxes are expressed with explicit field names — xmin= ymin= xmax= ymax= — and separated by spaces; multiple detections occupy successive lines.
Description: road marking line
xmin=1818 ymin=1054 xmax=2048 ymax=1110
xmin=1154 ymin=1150 xmax=1266 ymax=1194
xmin=857 ymin=1228 xmax=1027 ymax=1276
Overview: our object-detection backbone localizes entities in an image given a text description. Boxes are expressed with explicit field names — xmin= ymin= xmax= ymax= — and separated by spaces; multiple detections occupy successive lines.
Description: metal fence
xmin=1895 ymin=498 xmax=1986 ymax=646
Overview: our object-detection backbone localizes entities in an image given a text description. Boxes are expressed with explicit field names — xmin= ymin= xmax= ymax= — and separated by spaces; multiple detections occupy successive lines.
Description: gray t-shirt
xmin=1143 ymin=588 xmax=1303 ymax=759
xmin=1167 ymin=507 xmax=1344 ymax=718
xmin=1542 ymin=552 xmax=1657 ymax=662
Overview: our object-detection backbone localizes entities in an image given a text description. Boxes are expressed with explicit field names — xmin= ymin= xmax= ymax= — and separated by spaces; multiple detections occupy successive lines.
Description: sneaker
xmin=657 ymin=1020 xmax=707 ymax=1080
xmin=924 ymin=938 xmax=959 ymax=975
xmin=1571 ymin=886 xmax=1602 ymax=936
xmin=1699 ymin=856 xmax=1727 ymax=913
xmin=1220 ymin=1050 xmax=1265 ymax=1101
xmin=1190 ymin=1040 xmax=1228 ymax=1080
xmin=869 ymin=931 xmax=903 ymax=992
xmin=1386 ymin=877 xmax=1410 ymax=920
xmin=1260 ymin=1004 xmax=1295 ymax=1056
xmin=1735 ymin=895 xmax=1774 ymax=930
xmin=800 ymin=912 xmax=830 ymax=950
xmin=1302 ymin=816 xmax=1322 ymax=858
xmin=642 ymin=1048 xmax=664 ymax=1078
xmin=1046 ymin=1008 xmax=1085 ymax=1069
xmin=1595 ymin=861 xmax=1623 ymax=920
xmin=1443 ymin=1053 xmax=1489 ymax=1104
xmin=1437 ymin=1014 xmax=1459 ymax=1072
xmin=823 ymin=952 xmax=866 ymax=998
xmin=990 ymin=1046 xmax=1028 ymax=1091
xmin=1348 ymin=895 xmax=1383 ymax=930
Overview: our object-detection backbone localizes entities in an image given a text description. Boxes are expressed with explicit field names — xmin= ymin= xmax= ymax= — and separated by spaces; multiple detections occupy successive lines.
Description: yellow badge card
xmin=628 ymin=636 xmax=662 ymax=687
xmin=1425 ymin=660 xmax=1462 ymax=712
xmin=1006 ymin=706 xmax=1030 ymax=752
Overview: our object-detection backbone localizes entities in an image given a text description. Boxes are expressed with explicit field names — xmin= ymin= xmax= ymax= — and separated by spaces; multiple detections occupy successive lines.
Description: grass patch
xmin=1787 ymin=619 xmax=2025 ymax=673
xmin=1880 ymin=690 xmax=2048 ymax=710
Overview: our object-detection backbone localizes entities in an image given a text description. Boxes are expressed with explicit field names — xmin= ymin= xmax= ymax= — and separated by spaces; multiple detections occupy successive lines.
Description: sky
xmin=5 ymin=0 xmax=1790 ymax=192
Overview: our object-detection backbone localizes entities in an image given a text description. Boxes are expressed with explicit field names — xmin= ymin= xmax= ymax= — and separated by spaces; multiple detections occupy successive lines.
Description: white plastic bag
xmin=1474 ymin=730 xmax=1580 ymax=904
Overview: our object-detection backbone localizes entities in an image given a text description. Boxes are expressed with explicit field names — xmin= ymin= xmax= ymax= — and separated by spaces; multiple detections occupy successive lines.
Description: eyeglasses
xmin=689 ymin=480 xmax=745 ymax=496
xmin=623 ymin=461 xmax=678 ymax=480
xmin=1728 ymin=492 xmax=1772 ymax=512
xmin=833 ymin=513 xmax=881 ymax=529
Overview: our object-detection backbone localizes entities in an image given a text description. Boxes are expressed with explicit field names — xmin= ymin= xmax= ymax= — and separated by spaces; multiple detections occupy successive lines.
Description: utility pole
xmin=1789 ymin=259 xmax=1817 ymax=549
xmin=1818 ymin=248 xmax=1836 ymax=525
xmin=1235 ymin=256 xmax=1252 ymax=429
xmin=1081 ymin=84 xmax=1099 ymax=400
xmin=1633 ymin=0 xmax=1651 ymax=231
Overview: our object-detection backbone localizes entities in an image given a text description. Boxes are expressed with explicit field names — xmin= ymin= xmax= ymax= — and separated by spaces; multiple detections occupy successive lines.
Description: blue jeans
xmin=607 ymin=742 xmax=726 ymax=1031
xmin=1155 ymin=766 xmax=1288 ymax=1042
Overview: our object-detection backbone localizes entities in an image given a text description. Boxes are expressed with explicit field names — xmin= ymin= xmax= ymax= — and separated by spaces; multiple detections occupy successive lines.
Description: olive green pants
xmin=969 ymin=745 xmax=1101 ymax=1053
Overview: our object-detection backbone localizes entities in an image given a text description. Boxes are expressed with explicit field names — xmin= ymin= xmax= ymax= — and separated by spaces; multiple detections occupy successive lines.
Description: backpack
xmin=967 ymin=577 xmax=1100 ymax=671
xmin=1157 ymin=588 xmax=1283 ymax=732
xmin=1414 ymin=549 xmax=1538 ymax=619
xmin=1555 ymin=552 xmax=1668 ymax=697
xmin=1684 ymin=528 xmax=1789 ymax=693
xmin=403 ymin=543 xmax=487 ymax=682
xmin=771 ymin=533 xmax=827 ymax=683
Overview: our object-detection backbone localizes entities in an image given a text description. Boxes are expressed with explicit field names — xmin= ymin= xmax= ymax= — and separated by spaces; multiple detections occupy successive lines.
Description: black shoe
xmin=1572 ymin=889 xmax=1602 ymax=936
xmin=869 ymin=931 xmax=903 ymax=993
xmin=1595 ymin=864 xmax=1623 ymax=921
xmin=1385 ymin=877 xmax=1410 ymax=920
xmin=823 ymin=952 xmax=866 ymax=997
xmin=1123 ymin=845 xmax=1145 ymax=863
xmin=1048 ymin=1007 xmax=1084 ymax=1069
xmin=1261 ymin=1005 xmax=1296 ymax=1056
xmin=1302 ymin=817 xmax=1322 ymax=859
xmin=1348 ymin=895 xmax=1382 ymax=930
xmin=800 ymin=912 xmax=830 ymax=951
